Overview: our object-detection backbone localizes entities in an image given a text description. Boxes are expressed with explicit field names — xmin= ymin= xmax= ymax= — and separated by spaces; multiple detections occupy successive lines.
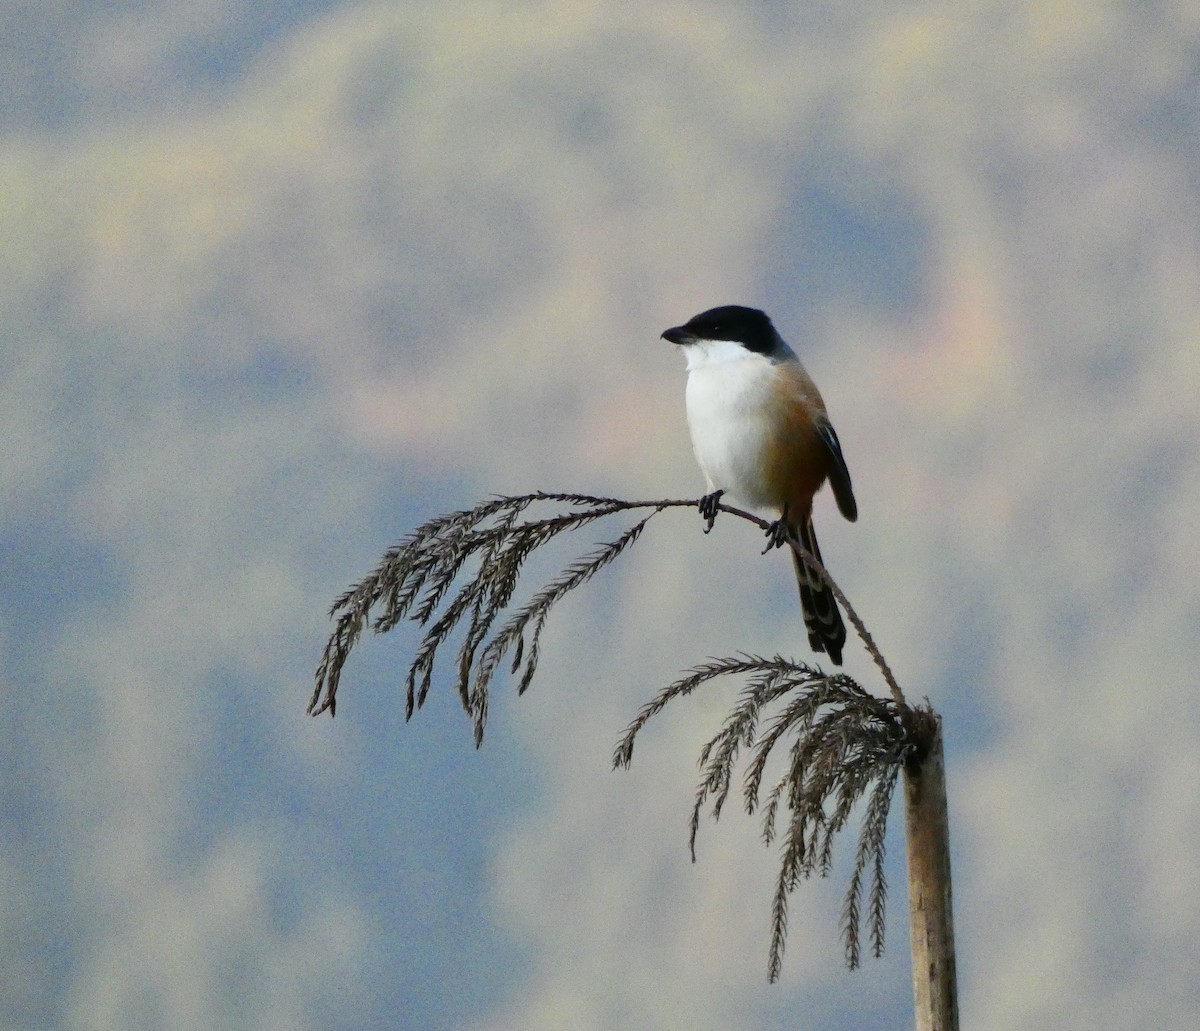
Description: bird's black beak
xmin=661 ymin=325 xmax=693 ymax=345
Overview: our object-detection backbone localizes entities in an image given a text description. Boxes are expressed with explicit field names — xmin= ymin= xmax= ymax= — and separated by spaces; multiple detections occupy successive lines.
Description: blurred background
xmin=3 ymin=2 xmax=1199 ymax=1028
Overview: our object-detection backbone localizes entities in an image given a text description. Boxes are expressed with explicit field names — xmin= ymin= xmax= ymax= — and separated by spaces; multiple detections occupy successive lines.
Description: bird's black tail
xmin=791 ymin=518 xmax=846 ymax=665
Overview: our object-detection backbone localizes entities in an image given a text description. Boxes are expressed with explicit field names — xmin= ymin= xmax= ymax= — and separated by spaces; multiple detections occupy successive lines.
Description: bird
xmin=661 ymin=305 xmax=857 ymax=664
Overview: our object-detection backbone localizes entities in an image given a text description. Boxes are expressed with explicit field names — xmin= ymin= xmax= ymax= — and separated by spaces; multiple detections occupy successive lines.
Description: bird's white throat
xmin=682 ymin=338 xmax=762 ymax=372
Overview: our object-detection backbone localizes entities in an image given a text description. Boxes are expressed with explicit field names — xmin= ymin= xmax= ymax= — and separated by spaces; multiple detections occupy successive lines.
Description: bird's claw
xmin=762 ymin=518 xmax=791 ymax=553
xmin=698 ymin=490 xmax=724 ymax=533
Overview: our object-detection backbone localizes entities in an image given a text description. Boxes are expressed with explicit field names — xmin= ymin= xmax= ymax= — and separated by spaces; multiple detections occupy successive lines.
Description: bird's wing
xmin=816 ymin=418 xmax=857 ymax=522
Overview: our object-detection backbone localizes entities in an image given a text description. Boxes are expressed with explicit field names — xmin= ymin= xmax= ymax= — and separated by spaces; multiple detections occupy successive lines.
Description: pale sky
xmin=3 ymin=2 xmax=1200 ymax=1029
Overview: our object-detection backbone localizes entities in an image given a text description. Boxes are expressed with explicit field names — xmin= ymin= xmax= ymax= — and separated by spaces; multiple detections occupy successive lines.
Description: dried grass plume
xmin=311 ymin=491 xmax=930 ymax=979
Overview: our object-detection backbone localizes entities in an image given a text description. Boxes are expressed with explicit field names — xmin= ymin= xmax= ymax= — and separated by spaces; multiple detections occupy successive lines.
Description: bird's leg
xmin=762 ymin=503 xmax=792 ymax=553
xmin=698 ymin=489 xmax=724 ymax=533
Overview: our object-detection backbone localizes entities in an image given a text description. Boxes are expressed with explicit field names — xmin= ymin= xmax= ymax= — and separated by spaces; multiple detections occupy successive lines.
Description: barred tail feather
xmin=791 ymin=519 xmax=846 ymax=665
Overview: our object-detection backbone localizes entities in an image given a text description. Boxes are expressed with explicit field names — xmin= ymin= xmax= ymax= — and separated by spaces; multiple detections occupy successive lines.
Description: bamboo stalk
xmin=904 ymin=716 xmax=959 ymax=1031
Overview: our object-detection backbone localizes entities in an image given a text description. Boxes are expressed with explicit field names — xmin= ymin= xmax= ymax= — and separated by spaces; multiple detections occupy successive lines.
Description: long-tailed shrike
xmin=661 ymin=305 xmax=857 ymax=664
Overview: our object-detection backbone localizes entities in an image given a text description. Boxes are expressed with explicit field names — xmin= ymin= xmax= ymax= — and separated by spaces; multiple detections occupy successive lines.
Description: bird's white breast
xmin=684 ymin=342 xmax=785 ymax=510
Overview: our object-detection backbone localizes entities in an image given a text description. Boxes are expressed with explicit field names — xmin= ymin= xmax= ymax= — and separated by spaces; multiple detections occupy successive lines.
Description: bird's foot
xmin=698 ymin=490 xmax=724 ymax=533
xmin=762 ymin=517 xmax=791 ymax=553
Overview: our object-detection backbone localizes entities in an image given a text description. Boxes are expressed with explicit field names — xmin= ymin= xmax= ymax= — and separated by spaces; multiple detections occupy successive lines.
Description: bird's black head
xmin=660 ymin=305 xmax=778 ymax=355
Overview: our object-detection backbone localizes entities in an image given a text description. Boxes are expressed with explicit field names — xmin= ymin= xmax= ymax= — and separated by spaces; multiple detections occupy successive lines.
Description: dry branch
xmin=310 ymin=490 xmax=953 ymax=1001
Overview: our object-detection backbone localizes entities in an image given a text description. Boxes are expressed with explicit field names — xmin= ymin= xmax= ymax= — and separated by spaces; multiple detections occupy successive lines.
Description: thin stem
xmin=589 ymin=496 xmax=903 ymax=704
xmin=310 ymin=493 xmax=904 ymax=719
xmin=708 ymin=500 xmax=906 ymax=708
